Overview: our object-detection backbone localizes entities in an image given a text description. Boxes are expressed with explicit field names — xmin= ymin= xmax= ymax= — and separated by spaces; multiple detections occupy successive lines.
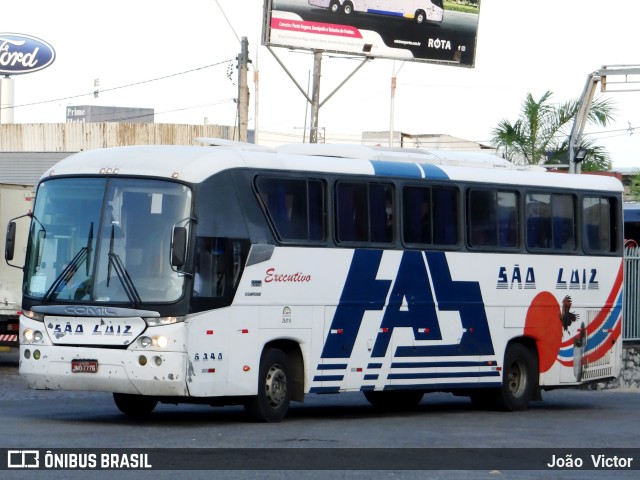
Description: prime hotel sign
xmin=0 ymin=33 xmax=56 ymax=75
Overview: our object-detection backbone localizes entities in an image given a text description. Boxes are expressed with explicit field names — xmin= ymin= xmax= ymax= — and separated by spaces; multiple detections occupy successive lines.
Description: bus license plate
xmin=71 ymin=360 xmax=98 ymax=373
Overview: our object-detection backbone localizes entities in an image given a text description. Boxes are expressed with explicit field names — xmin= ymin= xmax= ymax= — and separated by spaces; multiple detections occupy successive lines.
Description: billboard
xmin=262 ymin=0 xmax=480 ymax=67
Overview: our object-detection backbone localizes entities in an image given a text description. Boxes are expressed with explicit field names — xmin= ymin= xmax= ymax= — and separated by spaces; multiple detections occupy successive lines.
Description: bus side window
xmin=584 ymin=196 xmax=612 ymax=252
xmin=256 ymin=176 xmax=326 ymax=242
xmin=336 ymin=182 xmax=360 ymax=242
xmin=402 ymin=186 xmax=430 ymax=244
xmin=552 ymin=194 xmax=575 ymax=250
xmin=403 ymin=186 xmax=458 ymax=247
xmin=468 ymin=189 xmax=497 ymax=247
xmin=194 ymin=237 xmax=226 ymax=297
xmin=370 ymin=184 xmax=393 ymax=243
xmin=194 ymin=237 xmax=248 ymax=300
xmin=526 ymin=194 xmax=551 ymax=249
xmin=433 ymin=187 xmax=458 ymax=246
xmin=308 ymin=180 xmax=325 ymax=241
xmin=497 ymin=191 xmax=518 ymax=248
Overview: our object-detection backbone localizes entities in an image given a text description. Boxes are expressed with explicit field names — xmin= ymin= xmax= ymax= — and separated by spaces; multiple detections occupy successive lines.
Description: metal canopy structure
xmin=569 ymin=65 xmax=640 ymax=174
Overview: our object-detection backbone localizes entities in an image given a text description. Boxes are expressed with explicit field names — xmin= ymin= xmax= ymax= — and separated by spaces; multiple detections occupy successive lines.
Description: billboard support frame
xmin=267 ymin=46 xmax=370 ymax=143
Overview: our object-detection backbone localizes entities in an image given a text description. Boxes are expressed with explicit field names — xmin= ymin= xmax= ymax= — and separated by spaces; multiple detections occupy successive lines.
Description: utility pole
xmin=309 ymin=50 xmax=322 ymax=144
xmin=237 ymin=36 xmax=250 ymax=143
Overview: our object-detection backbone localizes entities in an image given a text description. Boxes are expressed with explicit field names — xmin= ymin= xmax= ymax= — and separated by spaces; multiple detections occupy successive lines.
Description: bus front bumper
xmin=19 ymin=345 xmax=189 ymax=397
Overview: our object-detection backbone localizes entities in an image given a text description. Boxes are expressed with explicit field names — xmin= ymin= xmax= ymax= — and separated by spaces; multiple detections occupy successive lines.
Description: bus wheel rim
xmin=508 ymin=360 xmax=526 ymax=397
xmin=265 ymin=364 xmax=287 ymax=408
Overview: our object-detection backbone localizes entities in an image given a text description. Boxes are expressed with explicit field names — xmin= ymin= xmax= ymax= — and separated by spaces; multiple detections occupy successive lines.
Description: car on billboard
xmin=308 ymin=0 xmax=444 ymax=24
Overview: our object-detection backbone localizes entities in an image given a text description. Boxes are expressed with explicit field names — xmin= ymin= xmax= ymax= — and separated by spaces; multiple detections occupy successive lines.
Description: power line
xmin=2 ymin=60 xmax=233 ymax=111
xmin=105 ymin=99 xmax=237 ymax=122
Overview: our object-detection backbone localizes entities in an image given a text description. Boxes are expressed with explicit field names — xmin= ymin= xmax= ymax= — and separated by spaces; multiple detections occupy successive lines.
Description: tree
xmin=628 ymin=172 xmax=640 ymax=202
xmin=491 ymin=91 xmax=616 ymax=171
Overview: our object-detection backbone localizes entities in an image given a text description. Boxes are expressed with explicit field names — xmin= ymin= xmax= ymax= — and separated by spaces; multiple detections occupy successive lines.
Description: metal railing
xmin=624 ymin=246 xmax=640 ymax=341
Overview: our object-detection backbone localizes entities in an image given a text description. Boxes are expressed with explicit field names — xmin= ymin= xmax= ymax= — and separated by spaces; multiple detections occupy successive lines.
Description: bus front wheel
xmin=329 ymin=0 xmax=340 ymax=13
xmin=415 ymin=10 xmax=426 ymax=24
xmin=343 ymin=2 xmax=353 ymax=15
xmin=245 ymin=348 xmax=291 ymax=422
xmin=113 ymin=393 xmax=158 ymax=417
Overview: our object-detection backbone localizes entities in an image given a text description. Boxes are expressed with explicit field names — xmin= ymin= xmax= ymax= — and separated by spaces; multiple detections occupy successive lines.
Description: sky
xmin=3 ymin=0 xmax=640 ymax=169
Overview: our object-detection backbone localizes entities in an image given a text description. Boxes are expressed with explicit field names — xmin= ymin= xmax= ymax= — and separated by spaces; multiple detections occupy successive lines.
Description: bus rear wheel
xmin=343 ymin=2 xmax=353 ymax=15
xmin=472 ymin=343 xmax=537 ymax=411
xmin=498 ymin=343 xmax=537 ymax=411
xmin=469 ymin=343 xmax=539 ymax=412
xmin=415 ymin=10 xmax=426 ymax=24
xmin=364 ymin=390 xmax=424 ymax=410
xmin=113 ymin=393 xmax=158 ymax=417
xmin=245 ymin=348 xmax=291 ymax=422
xmin=329 ymin=0 xmax=340 ymax=13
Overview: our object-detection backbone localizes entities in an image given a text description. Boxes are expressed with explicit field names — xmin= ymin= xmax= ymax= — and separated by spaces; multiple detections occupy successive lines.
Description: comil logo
xmin=8 ymin=450 xmax=40 ymax=468
xmin=0 ymin=33 xmax=56 ymax=75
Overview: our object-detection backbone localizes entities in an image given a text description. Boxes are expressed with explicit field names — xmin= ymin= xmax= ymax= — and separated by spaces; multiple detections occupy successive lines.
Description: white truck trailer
xmin=0 ymin=184 xmax=34 ymax=350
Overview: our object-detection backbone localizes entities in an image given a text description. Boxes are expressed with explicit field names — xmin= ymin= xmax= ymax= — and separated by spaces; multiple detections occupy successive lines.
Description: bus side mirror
xmin=5 ymin=221 xmax=16 ymax=262
xmin=171 ymin=226 xmax=187 ymax=268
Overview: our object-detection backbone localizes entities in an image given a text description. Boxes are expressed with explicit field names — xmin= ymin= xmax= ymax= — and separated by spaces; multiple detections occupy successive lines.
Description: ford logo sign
xmin=0 ymin=33 xmax=56 ymax=75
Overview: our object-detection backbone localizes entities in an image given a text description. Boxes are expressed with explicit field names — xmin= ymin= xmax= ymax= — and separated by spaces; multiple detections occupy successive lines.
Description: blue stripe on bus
xmin=309 ymin=386 xmax=341 ymax=393
xmin=371 ymin=161 xmax=449 ymax=180
xmin=391 ymin=361 xmax=494 ymax=368
xmin=364 ymin=374 xmax=379 ymax=380
xmin=371 ymin=160 xmax=424 ymax=178
xmin=313 ymin=375 xmax=344 ymax=382
xmin=367 ymin=363 xmax=383 ymax=369
xmin=418 ymin=163 xmax=450 ymax=180
xmin=317 ymin=364 xmax=348 ymax=370
xmin=558 ymin=292 xmax=622 ymax=359
xmin=381 ymin=381 xmax=502 ymax=391
xmin=367 ymin=9 xmax=403 ymax=17
xmin=387 ymin=371 xmax=500 ymax=380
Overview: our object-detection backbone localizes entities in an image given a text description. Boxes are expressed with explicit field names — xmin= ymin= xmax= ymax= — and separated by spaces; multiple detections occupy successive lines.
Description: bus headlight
xmin=144 ymin=316 xmax=180 ymax=327
xmin=23 ymin=310 xmax=45 ymax=322
xmin=138 ymin=335 xmax=168 ymax=348
xmin=23 ymin=329 xmax=43 ymax=344
xmin=153 ymin=336 xmax=168 ymax=349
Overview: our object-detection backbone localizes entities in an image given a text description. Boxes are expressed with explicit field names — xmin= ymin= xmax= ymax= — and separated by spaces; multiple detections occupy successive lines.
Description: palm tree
xmin=491 ymin=91 xmax=616 ymax=171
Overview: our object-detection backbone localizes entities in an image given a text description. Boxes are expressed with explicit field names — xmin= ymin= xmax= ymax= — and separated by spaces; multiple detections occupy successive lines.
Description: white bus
xmin=9 ymin=142 xmax=623 ymax=422
xmin=308 ymin=0 xmax=444 ymax=24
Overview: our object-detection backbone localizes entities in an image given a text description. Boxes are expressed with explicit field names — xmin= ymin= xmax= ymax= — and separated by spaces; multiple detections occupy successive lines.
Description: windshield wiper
xmin=41 ymin=247 xmax=87 ymax=304
xmin=41 ymin=222 xmax=94 ymax=304
xmin=107 ymin=225 xmax=142 ymax=307
xmin=86 ymin=222 xmax=94 ymax=276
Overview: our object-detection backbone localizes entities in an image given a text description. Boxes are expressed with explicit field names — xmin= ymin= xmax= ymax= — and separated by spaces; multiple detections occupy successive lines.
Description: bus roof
xmin=42 ymin=143 xmax=623 ymax=193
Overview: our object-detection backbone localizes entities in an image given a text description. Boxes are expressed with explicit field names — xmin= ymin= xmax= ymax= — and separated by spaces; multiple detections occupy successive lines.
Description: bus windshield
xmin=24 ymin=177 xmax=192 ymax=305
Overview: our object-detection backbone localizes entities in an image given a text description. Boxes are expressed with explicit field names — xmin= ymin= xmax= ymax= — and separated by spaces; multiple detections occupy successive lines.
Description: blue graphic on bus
xmin=321 ymin=250 xmax=494 ymax=359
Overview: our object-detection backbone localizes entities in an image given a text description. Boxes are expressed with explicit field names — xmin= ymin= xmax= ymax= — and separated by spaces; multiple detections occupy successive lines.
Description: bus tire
xmin=113 ymin=393 xmax=158 ymax=417
xmin=329 ymin=0 xmax=340 ymax=14
xmin=415 ymin=10 xmax=426 ymax=24
xmin=364 ymin=390 xmax=424 ymax=411
xmin=245 ymin=348 xmax=291 ymax=422
xmin=496 ymin=343 xmax=538 ymax=411
xmin=343 ymin=2 xmax=353 ymax=15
